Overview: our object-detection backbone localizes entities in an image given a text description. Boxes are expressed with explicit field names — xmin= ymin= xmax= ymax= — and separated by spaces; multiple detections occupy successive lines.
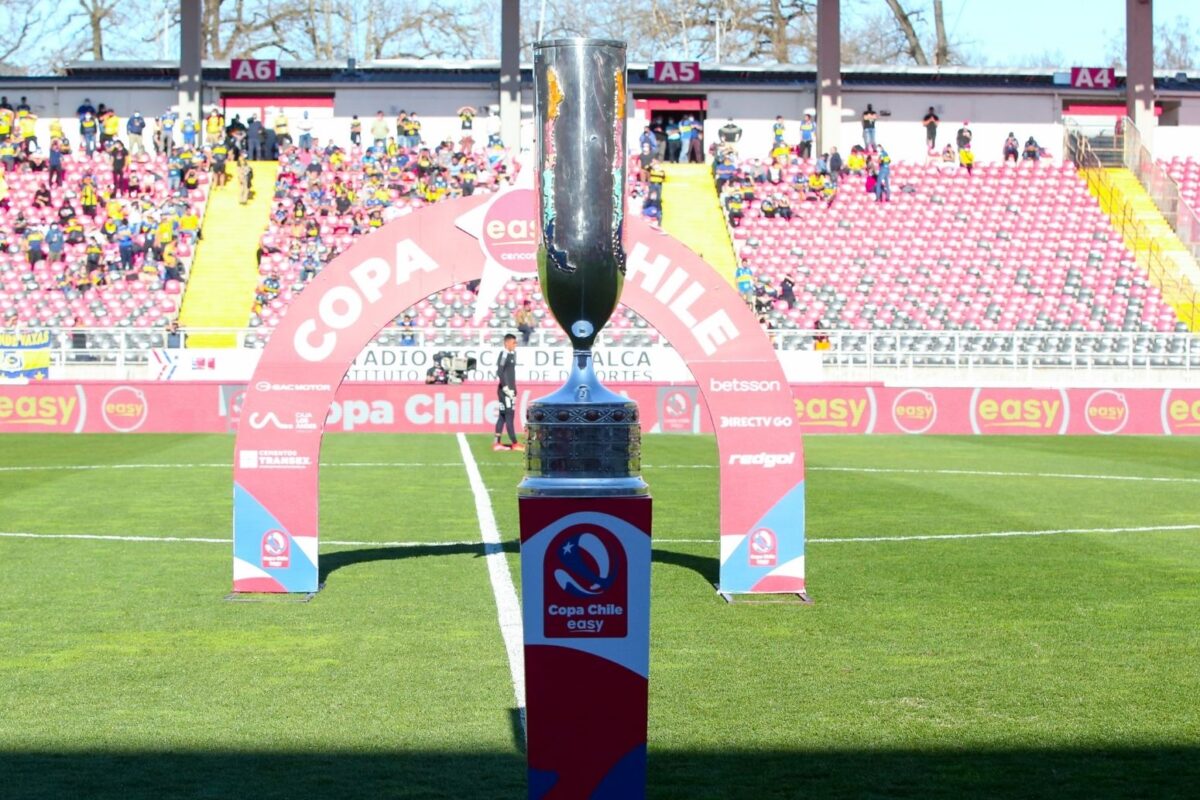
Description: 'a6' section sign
xmin=231 ymin=59 xmax=278 ymax=82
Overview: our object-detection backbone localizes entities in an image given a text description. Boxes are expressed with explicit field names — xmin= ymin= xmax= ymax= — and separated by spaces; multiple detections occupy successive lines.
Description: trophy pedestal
xmin=519 ymin=494 xmax=652 ymax=799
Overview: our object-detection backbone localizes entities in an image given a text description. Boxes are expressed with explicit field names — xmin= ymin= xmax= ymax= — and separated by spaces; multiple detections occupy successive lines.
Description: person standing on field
xmin=493 ymin=333 xmax=523 ymax=451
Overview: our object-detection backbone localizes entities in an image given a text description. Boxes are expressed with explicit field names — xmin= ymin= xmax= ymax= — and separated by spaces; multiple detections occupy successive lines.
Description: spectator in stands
xmin=205 ymin=108 xmax=224 ymax=146
xmin=956 ymin=121 xmax=972 ymax=151
xmin=874 ymin=146 xmax=892 ymax=202
xmin=828 ymin=147 xmax=843 ymax=185
xmin=100 ymin=108 xmax=119 ymax=151
xmin=861 ymin=104 xmax=878 ymax=149
xmin=19 ymin=110 xmax=38 ymax=152
xmin=941 ymin=143 xmax=956 ymax=167
xmin=1023 ymin=136 xmax=1042 ymax=161
xmin=663 ymin=118 xmax=681 ymax=163
xmin=959 ymin=144 xmax=975 ymax=175
xmin=780 ymin=273 xmax=797 ymax=308
xmin=76 ymin=98 xmax=95 ymax=118
xmin=0 ymin=139 xmax=15 ymax=171
xmin=79 ymin=111 xmax=98 ymax=155
xmin=736 ymin=258 xmax=754 ymax=302
xmin=719 ymin=118 xmax=742 ymax=147
xmin=846 ymin=146 xmax=866 ymax=175
xmin=211 ymin=138 xmax=230 ymax=187
xmin=805 ymin=169 xmax=825 ymax=200
xmin=724 ymin=186 xmax=745 ymax=227
xmin=45 ymin=223 xmax=64 ymax=263
xmin=25 ymin=225 xmax=46 ymax=266
xmin=778 ymin=192 xmax=795 ymax=220
xmin=760 ymin=195 xmax=778 ymax=218
xmin=247 ymin=116 xmax=264 ymax=160
xmin=798 ymin=113 xmax=815 ymax=159
xmin=679 ymin=113 xmax=697 ymax=163
xmin=407 ymin=113 xmax=423 ymax=147
xmin=298 ymin=111 xmax=314 ymax=151
xmin=157 ymin=111 xmax=175 ymax=153
xmin=274 ymin=110 xmax=291 ymax=149
xmin=515 ymin=299 xmax=535 ymax=345
xmin=126 ymin=111 xmax=146 ymax=155
xmin=349 ymin=115 xmax=361 ymax=146
xmin=79 ymin=174 xmax=99 ymax=217
xmin=923 ymin=106 xmax=939 ymax=150
xmin=32 ymin=183 xmax=51 ymax=210
xmin=238 ymin=156 xmax=253 ymax=204
xmin=182 ymin=112 xmax=198 ymax=147
xmin=371 ymin=111 xmax=388 ymax=146
xmin=111 ymin=141 xmax=129 ymax=196
xmin=1003 ymin=132 xmax=1019 ymax=163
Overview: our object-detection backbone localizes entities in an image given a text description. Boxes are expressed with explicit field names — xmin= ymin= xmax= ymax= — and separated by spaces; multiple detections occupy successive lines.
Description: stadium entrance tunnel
xmin=231 ymin=187 xmax=805 ymax=595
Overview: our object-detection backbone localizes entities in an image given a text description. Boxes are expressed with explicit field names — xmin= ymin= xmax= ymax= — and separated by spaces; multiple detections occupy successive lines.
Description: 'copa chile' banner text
xmin=1 ymin=382 xmax=1199 ymax=435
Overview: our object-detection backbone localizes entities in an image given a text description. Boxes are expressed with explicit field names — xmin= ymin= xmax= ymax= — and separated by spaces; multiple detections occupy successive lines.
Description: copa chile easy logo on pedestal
xmin=748 ymin=528 xmax=778 ymax=567
xmin=544 ymin=524 xmax=629 ymax=638
xmin=261 ymin=529 xmax=290 ymax=569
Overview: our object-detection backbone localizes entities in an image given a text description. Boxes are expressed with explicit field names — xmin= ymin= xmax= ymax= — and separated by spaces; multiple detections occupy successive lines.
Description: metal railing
xmin=13 ymin=326 xmax=1199 ymax=378
xmin=1123 ymin=116 xmax=1200 ymax=262
xmin=1067 ymin=126 xmax=1199 ymax=330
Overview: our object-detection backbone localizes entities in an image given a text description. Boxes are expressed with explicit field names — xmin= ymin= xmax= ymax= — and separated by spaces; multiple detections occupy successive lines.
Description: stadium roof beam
xmin=179 ymin=0 xmax=202 ymax=122
xmin=1127 ymin=0 xmax=1155 ymax=145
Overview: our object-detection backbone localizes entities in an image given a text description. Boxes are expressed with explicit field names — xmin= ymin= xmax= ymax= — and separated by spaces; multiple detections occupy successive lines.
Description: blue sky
xmin=27 ymin=0 xmax=1200 ymax=71
xmin=942 ymin=0 xmax=1197 ymax=67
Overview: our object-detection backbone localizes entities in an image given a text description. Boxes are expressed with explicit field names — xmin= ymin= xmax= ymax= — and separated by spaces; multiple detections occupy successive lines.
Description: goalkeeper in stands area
xmin=493 ymin=333 xmax=524 ymax=451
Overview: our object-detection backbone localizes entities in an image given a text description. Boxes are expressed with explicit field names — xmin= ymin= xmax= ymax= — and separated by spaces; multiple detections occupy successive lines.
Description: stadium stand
xmin=0 ymin=116 xmax=211 ymax=351
xmin=725 ymin=155 xmax=1190 ymax=351
xmin=1163 ymin=156 xmax=1200 ymax=208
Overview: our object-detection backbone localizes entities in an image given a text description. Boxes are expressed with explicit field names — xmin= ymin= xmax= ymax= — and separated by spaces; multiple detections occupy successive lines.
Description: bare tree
xmin=1106 ymin=16 xmax=1200 ymax=72
xmin=881 ymin=0 xmax=929 ymax=65
xmin=0 ymin=2 xmax=42 ymax=73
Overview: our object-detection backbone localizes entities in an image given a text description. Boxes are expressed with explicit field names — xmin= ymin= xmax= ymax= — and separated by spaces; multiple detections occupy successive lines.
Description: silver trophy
xmin=519 ymin=39 xmax=646 ymax=498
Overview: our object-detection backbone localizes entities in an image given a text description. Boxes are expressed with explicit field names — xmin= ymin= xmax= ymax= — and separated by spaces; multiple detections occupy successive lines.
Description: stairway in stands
xmin=659 ymin=164 xmax=738 ymax=283
xmin=1087 ymin=167 xmax=1200 ymax=330
xmin=179 ymin=161 xmax=280 ymax=347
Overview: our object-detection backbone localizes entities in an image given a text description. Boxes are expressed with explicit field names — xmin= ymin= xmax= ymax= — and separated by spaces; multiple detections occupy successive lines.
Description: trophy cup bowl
xmin=519 ymin=38 xmax=647 ymax=498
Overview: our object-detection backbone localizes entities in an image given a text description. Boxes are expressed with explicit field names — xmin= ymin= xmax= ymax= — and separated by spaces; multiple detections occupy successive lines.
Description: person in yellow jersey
xmin=273 ymin=110 xmax=290 ymax=149
xmin=48 ymin=116 xmax=64 ymax=143
xmin=0 ymin=106 xmax=12 ymax=143
xmin=101 ymin=109 xmax=120 ymax=151
xmin=205 ymin=107 xmax=224 ymax=146
xmin=210 ymin=139 xmax=229 ymax=187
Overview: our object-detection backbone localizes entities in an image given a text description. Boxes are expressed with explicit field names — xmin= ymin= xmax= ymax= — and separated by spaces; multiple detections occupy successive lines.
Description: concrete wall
xmin=2 ymin=79 xmax=1197 ymax=166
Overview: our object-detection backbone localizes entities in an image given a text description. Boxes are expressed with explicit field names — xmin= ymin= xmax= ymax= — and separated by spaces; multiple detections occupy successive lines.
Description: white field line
xmin=3 ymin=523 xmax=1198 ymax=549
xmin=454 ymin=433 xmax=526 ymax=737
xmin=2 ymin=461 xmax=1200 ymax=486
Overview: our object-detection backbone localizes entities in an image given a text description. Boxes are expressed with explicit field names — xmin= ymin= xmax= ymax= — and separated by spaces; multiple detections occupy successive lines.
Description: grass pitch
xmin=0 ymin=433 xmax=1198 ymax=798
